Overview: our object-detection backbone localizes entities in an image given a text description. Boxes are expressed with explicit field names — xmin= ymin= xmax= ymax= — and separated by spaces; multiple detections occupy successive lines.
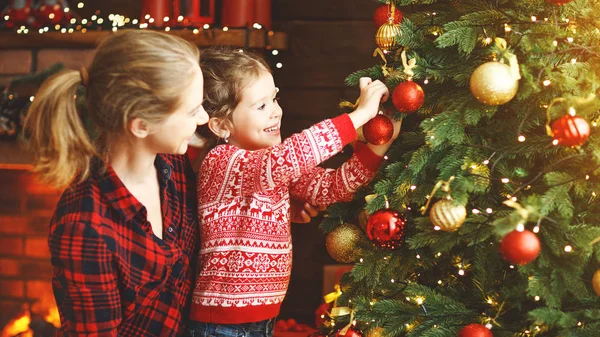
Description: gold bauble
xmin=366 ymin=327 xmax=386 ymax=337
xmin=593 ymin=269 xmax=600 ymax=297
xmin=325 ymin=223 xmax=364 ymax=263
xmin=469 ymin=61 xmax=519 ymax=105
xmin=376 ymin=22 xmax=401 ymax=51
xmin=430 ymin=199 xmax=467 ymax=232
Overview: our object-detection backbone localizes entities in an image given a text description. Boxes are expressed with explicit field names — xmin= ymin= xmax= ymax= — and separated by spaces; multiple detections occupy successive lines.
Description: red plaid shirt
xmin=49 ymin=154 xmax=198 ymax=337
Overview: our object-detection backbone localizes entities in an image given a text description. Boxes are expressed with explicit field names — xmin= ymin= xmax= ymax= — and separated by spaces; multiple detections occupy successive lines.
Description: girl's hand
xmin=349 ymin=78 xmax=390 ymax=129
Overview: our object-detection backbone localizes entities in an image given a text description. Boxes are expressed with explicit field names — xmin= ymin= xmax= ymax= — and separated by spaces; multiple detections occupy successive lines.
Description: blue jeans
xmin=186 ymin=319 xmax=275 ymax=337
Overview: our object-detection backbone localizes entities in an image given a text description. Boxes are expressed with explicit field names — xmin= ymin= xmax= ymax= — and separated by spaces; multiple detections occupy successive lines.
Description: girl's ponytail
xmin=24 ymin=70 xmax=96 ymax=188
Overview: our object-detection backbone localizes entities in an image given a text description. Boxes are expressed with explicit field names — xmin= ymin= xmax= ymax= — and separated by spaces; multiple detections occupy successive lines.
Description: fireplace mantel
xmin=0 ymin=29 xmax=287 ymax=49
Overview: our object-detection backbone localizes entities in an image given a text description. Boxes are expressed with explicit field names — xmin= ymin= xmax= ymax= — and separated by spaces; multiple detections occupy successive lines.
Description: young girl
xmin=25 ymin=30 xmax=208 ymax=337
xmin=188 ymin=47 xmax=400 ymax=337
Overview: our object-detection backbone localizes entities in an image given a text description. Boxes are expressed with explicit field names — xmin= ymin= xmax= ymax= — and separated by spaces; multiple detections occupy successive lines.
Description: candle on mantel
xmin=173 ymin=0 xmax=215 ymax=26
xmin=141 ymin=0 xmax=171 ymax=27
xmin=254 ymin=0 xmax=271 ymax=29
xmin=221 ymin=0 xmax=255 ymax=28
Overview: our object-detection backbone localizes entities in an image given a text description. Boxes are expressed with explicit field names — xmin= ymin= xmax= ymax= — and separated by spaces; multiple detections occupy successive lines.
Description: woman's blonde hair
xmin=24 ymin=30 xmax=200 ymax=188
xmin=196 ymin=46 xmax=271 ymax=150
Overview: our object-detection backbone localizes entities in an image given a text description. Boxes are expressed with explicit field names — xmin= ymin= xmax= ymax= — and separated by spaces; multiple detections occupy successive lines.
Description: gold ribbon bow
xmin=421 ymin=176 xmax=455 ymax=214
xmin=502 ymin=199 xmax=529 ymax=220
xmin=400 ymin=50 xmax=417 ymax=79
xmin=324 ymin=284 xmax=343 ymax=304
xmin=495 ymin=37 xmax=521 ymax=80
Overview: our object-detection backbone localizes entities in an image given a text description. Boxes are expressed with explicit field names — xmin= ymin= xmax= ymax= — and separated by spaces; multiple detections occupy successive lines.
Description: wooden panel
xmin=273 ymin=0 xmax=380 ymax=21
xmin=273 ymin=21 xmax=378 ymax=88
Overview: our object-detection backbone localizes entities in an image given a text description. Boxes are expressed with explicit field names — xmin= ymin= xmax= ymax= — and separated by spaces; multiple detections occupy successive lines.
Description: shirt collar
xmin=96 ymin=155 xmax=173 ymax=221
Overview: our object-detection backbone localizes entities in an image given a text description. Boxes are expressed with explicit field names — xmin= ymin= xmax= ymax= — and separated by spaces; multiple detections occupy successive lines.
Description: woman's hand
xmin=290 ymin=198 xmax=326 ymax=224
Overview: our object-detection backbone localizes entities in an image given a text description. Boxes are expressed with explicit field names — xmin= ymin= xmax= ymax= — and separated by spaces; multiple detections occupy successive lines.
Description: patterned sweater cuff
xmin=353 ymin=142 xmax=384 ymax=172
xmin=331 ymin=114 xmax=357 ymax=147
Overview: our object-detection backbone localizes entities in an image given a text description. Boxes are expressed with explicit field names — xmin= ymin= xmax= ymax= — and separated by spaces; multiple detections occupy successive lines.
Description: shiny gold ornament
xmin=326 ymin=223 xmax=364 ymax=263
xmin=366 ymin=327 xmax=385 ymax=337
xmin=376 ymin=21 xmax=401 ymax=51
xmin=430 ymin=198 xmax=467 ymax=232
xmin=470 ymin=61 xmax=519 ymax=105
xmin=593 ymin=269 xmax=600 ymax=297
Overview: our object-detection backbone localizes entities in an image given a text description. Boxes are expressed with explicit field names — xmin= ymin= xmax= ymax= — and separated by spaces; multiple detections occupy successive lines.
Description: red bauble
xmin=392 ymin=81 xmax=425 ymax=113
xmin=362 ymin=114 xmax=394 ymax=145
xmin=457 ymin=324 xmax=493 ymax=337
xmin=551 ymin=114 xmax=590 ymax=147
xmin=500 ymin=230 xmax=541 ymax=265
xmin=366 ymin=208 xmax=406 ymax=249
xmin=373 ymin=5 xmax=402 ymax=28
xmin=545 ymin=0 xmax=574 ymax=5
xmin=336 ymin=326 xmax=364 ymax=337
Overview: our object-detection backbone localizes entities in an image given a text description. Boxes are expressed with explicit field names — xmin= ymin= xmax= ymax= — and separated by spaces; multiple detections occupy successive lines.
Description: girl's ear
xmin=207 ymin=117 xmax=232 ymax=139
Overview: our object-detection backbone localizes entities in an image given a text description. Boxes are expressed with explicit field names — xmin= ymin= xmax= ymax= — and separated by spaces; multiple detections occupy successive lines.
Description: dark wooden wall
xmin=272 ymin=0 xmax=379 ymax=323
xmin=0 ymin=0 xmax=381 ymax=325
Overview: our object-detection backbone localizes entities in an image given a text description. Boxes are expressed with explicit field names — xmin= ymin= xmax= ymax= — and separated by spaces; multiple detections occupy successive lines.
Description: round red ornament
xmin=545 ymin=0 xmax=574 ymax=5
xmin=373 ymin=5 xmax=402 ymax=28
xmin=500 ymin=230 xmax=540 ymax=265
xmin=336 ymin=326 xmax=364 ymax=337
xmin=363 ymin=114 xmax=394 ymax=145
xmin=392 ymin=81 xmax=425 ymax=113
xmin=366 ymin=208 xmax=406 ymax=249
xmin=457 ymin=324 xmax=493 ymax=337
xmin=551 ymin=114 xmax=590 ymax=147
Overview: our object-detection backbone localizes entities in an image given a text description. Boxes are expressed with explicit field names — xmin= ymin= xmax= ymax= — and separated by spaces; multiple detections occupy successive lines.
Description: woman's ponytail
xmin=24 ymin=70 xmax=97 ymax=188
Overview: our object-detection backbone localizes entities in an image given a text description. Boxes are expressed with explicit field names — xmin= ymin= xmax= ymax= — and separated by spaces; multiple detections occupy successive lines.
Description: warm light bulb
xmin=552 ymin=139 xmax=559 ymax=145
xmin=276 ymin=63 xmax=283 ymax=68
xmin=486 ymin=208 xmax=493 ymax=214
xmin=472 ymin=209 xmax=480 ymax=214
xmin=531 ymin=16 xmax=537 ymax=21
xmin=533 ymin=226 xmax=540 ymax=233
xmin=410 ymin=185 xmax=417 ymax=191
xmin=223 ymin=26 xmax=229 ymax=31
xmin=77 ymin=2 xmax=84 ymax=8
xmin=564 ymin=245 xmax=573 ymax=252
xmin=203 ymin=24 xmax=210 ymax=29
xmin=501 ymin=178 xmax=510 ymax=183
xmin=518 ymin=135 xmax=525 ymax=142
xmin=534 ymin=296 xmax=540 ymax=301
xmin=272 ymin=50 xmax=279 ymax=55
xmin=516 ymin=223 xmax=525 ymax=232
xmin=543 ymin=80 xmax=551 ymax=86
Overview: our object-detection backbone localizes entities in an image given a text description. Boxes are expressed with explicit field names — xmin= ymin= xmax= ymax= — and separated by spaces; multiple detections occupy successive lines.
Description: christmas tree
xmin=319 ymin=0 xmax=600 ymax=336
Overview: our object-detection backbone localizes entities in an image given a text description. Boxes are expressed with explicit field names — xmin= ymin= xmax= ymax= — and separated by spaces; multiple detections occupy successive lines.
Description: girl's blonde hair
xmin=25 ymin=30 xmax=200 ymax=188
xmin=196 ymin=46 xmax=271 ymax=150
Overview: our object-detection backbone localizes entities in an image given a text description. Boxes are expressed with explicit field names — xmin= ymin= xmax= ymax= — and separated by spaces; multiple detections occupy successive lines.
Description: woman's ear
xmin=129 ymin=117 xmax=151 ymax=139
xmin=207 ymin=117 xmax=232 ymax=139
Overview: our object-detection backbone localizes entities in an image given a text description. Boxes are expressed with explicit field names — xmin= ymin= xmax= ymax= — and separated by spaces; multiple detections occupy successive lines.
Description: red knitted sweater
xmin=190 ymin=114 xmax=383 ymax=324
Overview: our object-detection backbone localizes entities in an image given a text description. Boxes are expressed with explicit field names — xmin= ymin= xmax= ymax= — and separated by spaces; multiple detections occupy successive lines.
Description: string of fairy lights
xmin=4 ymin=1 xmax=283 ymax=69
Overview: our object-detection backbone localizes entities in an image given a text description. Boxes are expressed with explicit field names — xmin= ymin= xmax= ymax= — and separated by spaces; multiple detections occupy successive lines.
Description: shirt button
xmin=163 ymin=168 xmax=169 ymax=174
xmin=168 ymin=226 xmax=174 ymax=233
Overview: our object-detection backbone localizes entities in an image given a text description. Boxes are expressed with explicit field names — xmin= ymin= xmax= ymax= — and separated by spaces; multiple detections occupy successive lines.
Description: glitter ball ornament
xmin=325 ymin=223 xmax=364 ymax=263
xmin=363 ymin=114 xmax=394 ymax=145
xmin=430 ymin=198 xmax=467 ymax=232
xmin=500 ymin=230 xmax=541 ymax=265
xmin=470 ymin=62 xmax=519 ymax=105
xmin=336 ymin=326 xmax=364 ymax=337
xmin=373 ymin=4 xmax=402 ymax=28
xmin=551 ymin=114 xmax=590 ymax=147
xmin=457 ymin=324 xmax=493 ymax=337
xmin=425 ymin=24 xmax=444 ymax=40
xmin=392 ymin=80 xmax=425 ymax=113
xmin=366 ymin=208 xmax=406 ymax=249
xmin=593 ymin=269 xmax=600 ymax=297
